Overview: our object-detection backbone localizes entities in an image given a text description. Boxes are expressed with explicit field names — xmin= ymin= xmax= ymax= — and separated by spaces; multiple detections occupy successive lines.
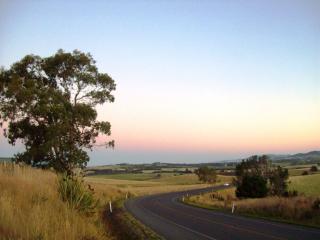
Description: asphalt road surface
xmin=125 ymin=186 xmax=320 ymax=240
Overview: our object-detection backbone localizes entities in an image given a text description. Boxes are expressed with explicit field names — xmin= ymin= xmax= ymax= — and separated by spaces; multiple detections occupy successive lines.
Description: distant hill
xmin=268 ymin=151 xmax=320 ymax=164
xmin=292 ymin=151 xmax=320 ymax=159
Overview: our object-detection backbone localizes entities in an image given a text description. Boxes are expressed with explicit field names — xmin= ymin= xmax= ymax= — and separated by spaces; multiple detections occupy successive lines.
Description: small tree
xmin=235 ymin=155 xmax=290 ymax=198
xmin=234 ymin=155 xmax=270 ymax=198
xmin=236 ymin=175 xmax=268 ymax=198
xmin=0 ymin=50 xmax=116 ymax=174
xmin=269 ymin=166 xmax=289 ymax=196
xmin=310 ymin=165 xmax=318 ymax=172
xmin=194 ymin=166 xmax=217 ymax=184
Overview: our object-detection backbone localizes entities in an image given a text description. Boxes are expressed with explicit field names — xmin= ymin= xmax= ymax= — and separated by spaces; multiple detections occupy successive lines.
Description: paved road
xmin=125 ymin=186 xmax=320 ymax=240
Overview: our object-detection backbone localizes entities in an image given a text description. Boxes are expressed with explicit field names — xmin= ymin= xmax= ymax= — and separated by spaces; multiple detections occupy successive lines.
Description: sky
xmin=0 ymin=0 xmax=319 ymax=165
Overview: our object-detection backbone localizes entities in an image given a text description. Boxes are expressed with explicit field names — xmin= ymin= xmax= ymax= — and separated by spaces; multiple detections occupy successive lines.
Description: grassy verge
xmin=0 ymin=162 xmax=165 ymax=240
xmin=184 ymin=199 xmax=320 ymax=229
xmin=0 ymin=163 xmax=113 ymax=240
xmin=103 ymin=200 xmax=163 ymax=240
xmin=184 ymin=187 xmax=320 ymax=228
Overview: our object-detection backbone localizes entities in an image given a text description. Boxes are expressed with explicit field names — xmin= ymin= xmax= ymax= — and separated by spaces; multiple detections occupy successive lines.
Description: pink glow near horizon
xmin=95 ymin=89 xmax=320 ymax=154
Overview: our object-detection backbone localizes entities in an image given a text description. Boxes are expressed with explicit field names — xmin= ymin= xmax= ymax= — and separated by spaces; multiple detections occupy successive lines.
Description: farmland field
xmin=86 ymin=173 xmax=234 ymax=196
xmin=289 ymin=173 xmax=320 ymax=196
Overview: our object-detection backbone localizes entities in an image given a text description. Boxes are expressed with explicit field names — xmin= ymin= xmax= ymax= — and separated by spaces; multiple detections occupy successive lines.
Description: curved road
xmin=125 ymin=186 xmax=320 ymax=240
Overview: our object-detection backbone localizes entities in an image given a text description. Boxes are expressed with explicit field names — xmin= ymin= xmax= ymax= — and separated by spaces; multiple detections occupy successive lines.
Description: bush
xmin=236 ymin=175 xmax=268 ymax=198
xmin=310 ymin=166 xmax=318 ymax=172
xmin=312 ymin=199 xmax=320 ymax=210
xmin=283 ymin=190 xmax=298 ymax=198
xmin=57 ymin=175 xmax=98 ymax=214
xmin=302 ymin=171 xmax=309 ymax=175
xmin=269 ymin=166 xmax=288 ymax=196
xmin=194 ymin=166 xmax=217 ymax=184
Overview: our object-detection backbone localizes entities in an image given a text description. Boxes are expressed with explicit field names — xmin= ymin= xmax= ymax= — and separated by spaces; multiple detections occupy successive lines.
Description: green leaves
xmin=235 ymin=155 xmax=289 ymax=198
xmin=195 ymin=166 xmax=217 ymax=184
xmin=57 ymin=174 xmax=98 ymax=214
xmin=0 ymin=50 xmax=116 ymax=174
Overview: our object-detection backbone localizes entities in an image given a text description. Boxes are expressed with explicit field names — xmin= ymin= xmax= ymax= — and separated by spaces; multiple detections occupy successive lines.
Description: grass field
xmin=90 ymin=172 xmax=233 ymax=182
xmin=86 ymin=175 xmax=207 ymax=196
xmin=86 ymin=173 xmax=234 ymax=196
xmin=91 ymin=173 xmax=160 ymax=181
xmin=0 ymin=163 xmax=117 ymax=240
xmin=289 ymin=173 xmax=320 ymax=196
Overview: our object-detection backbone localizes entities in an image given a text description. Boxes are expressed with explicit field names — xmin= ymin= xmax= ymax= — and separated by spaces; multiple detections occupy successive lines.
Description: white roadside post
xmin=109 ymin=201 xmax=112 ymax=213
xmin=126 ymin=192 xmax=128 ymax=199
xmin=232 ymin=202 xmax=235 ymax=214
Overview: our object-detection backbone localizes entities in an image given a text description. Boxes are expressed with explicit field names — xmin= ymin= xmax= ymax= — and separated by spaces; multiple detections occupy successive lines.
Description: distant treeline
xmin=84 ymin=167 xmax=193 ymax=176
xmin=0 ymin=158 xmax=12 ymax=162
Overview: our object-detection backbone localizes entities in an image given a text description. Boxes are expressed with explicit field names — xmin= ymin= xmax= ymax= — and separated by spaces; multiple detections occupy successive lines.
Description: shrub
xmin=310 ymin=166 xmax=318 ymax=172
xmin=269 ymin=166 xmax=289 ymax=196
xmin=195 ymin=166 xmax=217 ymax=184
xmin=236 ymin=175 xmax=268 ymax=198
xmin=302 ymin=171 xmax=309 ymax=175
xmin=57 ymin=175 xmax=98 ymax=214
xmin=283 ymin=190 xmax=298 ymax=198
xmin=312 ymin=199 xmax=320 ymax=210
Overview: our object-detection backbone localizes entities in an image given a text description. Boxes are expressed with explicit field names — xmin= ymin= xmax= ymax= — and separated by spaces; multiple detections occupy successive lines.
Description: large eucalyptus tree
xmin=0 ymin=50 xmax=116 ymax=174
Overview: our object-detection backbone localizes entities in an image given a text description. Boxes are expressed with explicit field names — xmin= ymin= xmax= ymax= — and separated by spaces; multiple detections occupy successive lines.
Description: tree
xmin=234 ymin=155 xmax=270 ymax=198
xmin=310 ymin=165 xmax=318 ymax=172
xmin=0 ymin=50 xmax=116 ymax=174
xmin=235 ymin=155 xmax=289 ymax=198
xmin=235 ymin=155 xmax=270 ymax=180
xmin=235 ymin=175 xmax=268 ymax=198
xmin=268 ymin=166 xmax=289 ymax=196
xmin=234 ymin=156 xmax=270 ymax=198
xmin=194 ymin=166 xmax=217 ymax=184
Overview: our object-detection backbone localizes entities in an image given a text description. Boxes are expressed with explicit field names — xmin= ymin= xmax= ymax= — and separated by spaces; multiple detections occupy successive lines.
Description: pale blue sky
xmin=0 ymin=0 xmax=319 ymax=165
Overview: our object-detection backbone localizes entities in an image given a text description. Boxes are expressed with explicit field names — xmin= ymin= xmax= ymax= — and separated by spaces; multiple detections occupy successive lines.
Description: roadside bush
xmin=283 ymin=190 xmax=298 ymax=198
xmin=269 ymin=166 xmax=289 ymax=196
xmin=312 ymin=199 xmax=320 ymax=210
xmin=310 ymin=166 xmax=318 ymax=172
xmin=302 ymin=171 xmax=309 ymax=175
xmin=234 ymin=155 xmax=289 ymax=198
xmin=236 ymin=175 xmax=268 ymax=198
xmin=57 ymin=175 xmax=98 ymax=214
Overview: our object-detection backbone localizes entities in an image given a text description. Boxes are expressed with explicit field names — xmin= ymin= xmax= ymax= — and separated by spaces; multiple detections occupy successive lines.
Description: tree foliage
xmin=194 ymin=166 xmax=217 ymax=184
xmin=235 ymin=155 xmax=289 ymax=198
xmin=0 ymin=50 xmax=116 ymax=174
xmin=310 ymin=165 xmax=318 ymax=172
xmin=268 ymin=166 xmax=289 ymax=196
xmin=236 ymin=175 xmax=268 ymax=198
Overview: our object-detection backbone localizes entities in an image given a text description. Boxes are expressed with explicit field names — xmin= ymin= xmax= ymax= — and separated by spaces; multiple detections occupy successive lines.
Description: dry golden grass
xmin=189 ymin=187 xmax=236 ymax=208
xmin=86 ymin=176 xmax=210 ymax=196
xmin=85 ymin=174 xmax=233 ymax=196
xmin=188 ymin=187 xmax=320 ymax=227
xmin=0 ymin=163 xmax=114 ymax=240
